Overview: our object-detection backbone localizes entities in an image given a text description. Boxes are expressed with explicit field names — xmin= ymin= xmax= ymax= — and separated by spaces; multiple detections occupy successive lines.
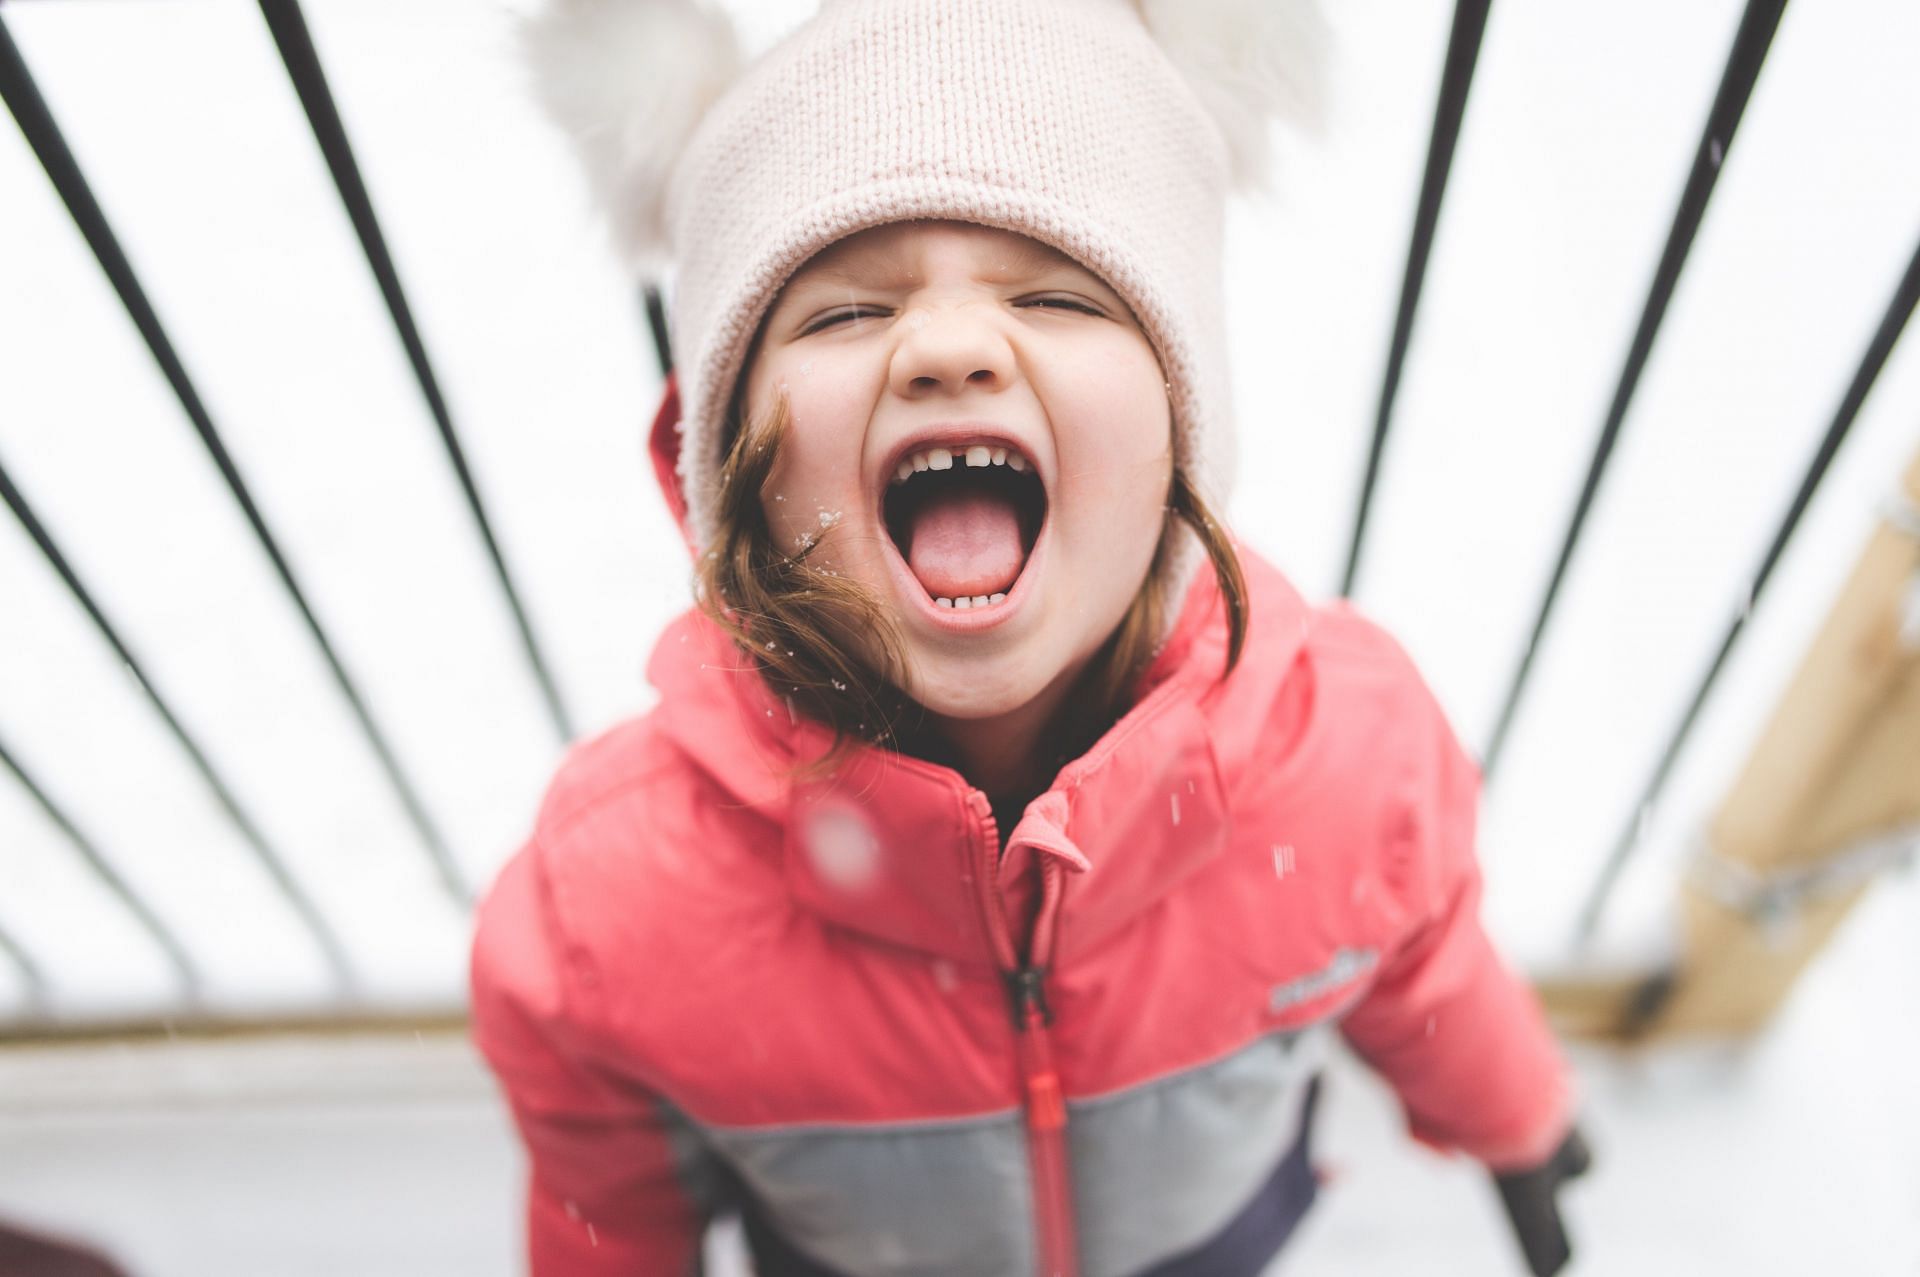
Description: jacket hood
xmin=648 ymin=374 xmax=698 ymax=556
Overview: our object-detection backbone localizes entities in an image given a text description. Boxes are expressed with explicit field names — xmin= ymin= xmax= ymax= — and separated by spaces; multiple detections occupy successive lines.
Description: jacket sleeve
xmin=470 ymin=842 xmax=716 ymax=1275
xmin=1337 ymin=662 xmax=1577 ymax=1174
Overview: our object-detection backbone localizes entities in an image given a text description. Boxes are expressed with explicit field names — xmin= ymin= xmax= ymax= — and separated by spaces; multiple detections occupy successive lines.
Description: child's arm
xmin=1337 ymin=807 xmax=1574 ymax=1170
xmin=470 ymin=845 xmax=715 ymax=1277
xmin=1334 ymin=651 xmax=1586 ymax=1268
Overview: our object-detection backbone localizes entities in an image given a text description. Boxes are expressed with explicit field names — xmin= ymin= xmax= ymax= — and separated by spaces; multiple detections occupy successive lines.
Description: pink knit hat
xmin=525 ymin=0 xmax=1323 ymax=552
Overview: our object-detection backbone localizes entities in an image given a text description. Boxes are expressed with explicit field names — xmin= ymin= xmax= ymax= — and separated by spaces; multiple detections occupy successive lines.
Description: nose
xmin=888 ymin=305 xmax=1014 ymax=399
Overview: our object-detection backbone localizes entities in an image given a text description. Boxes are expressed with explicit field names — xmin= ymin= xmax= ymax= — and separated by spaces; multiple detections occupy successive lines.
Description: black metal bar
xmin=0 ymin=728 xmax=206 ymax=1003
xmin=1482 ymin=0 xmax=1790 ymax=779
xmin=0 ymin=453 xmax=362 ymax=994
xmin=1340 ymin=0 xmax=1492 ymax=599
xmin=1574 ymin=230 xmax=1920 ymax=949
xmin=0 ymin=899 xmax=52 ymax=1012
xmin=0 ymin=15 xmax=473 ymax=908
xmin=257 ymin=0 xmax=575 ymax=746
xmin=643 ymin=284 xmax=673 ymax=378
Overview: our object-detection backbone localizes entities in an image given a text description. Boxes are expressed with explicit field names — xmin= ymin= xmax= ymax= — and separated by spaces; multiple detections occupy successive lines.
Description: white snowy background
xmin=1 ymin=0 xmax=1916 ymax=1273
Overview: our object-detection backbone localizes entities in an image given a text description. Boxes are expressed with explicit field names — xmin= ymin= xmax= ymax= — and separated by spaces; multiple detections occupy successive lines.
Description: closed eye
xmin=801 ymin=306 xmax=890 ymax=335
xmin=1017 ymin=295 xmax=1105 ymax=316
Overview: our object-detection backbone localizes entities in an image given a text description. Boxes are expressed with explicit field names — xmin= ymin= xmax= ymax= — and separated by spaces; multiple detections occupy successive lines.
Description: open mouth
xmin=882 ymin=440 xmax=1046 ymax=610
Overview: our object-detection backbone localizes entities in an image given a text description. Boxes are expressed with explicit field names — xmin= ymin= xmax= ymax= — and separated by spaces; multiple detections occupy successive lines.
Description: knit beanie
xmin=525 ymin=0 xmax=1323 ymax=554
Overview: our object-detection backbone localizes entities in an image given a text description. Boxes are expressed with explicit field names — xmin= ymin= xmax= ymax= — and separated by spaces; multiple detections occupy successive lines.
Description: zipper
xmin=1007 ymin=948 xmax=1077 ymax=1276
xmin=976 ymin=807 xmax=1079 ymax=1277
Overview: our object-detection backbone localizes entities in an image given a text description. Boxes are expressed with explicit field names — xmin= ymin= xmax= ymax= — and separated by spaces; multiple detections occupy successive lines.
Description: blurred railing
xmin=1339 ymin=0 xmax=1916 ymax=946
xmin=0 ymin=0 xmax=571 ymax=1025
xmin=2 ymin=0 xmax=1916 ymax=1036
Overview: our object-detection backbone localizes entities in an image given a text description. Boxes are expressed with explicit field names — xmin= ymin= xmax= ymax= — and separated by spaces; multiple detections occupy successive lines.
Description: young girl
xmin=471 ymin=1 xmax=1588 ymax=1274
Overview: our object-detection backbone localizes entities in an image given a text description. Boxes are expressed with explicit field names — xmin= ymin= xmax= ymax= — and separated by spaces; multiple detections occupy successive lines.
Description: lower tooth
xmin=935 ymin=597 xmax=954 ymax=608
xmin=954 ymin=597 xmax=973 ymax=610
xmin=970 ymin=596 xmax=989 ymax=607
xmin=989 ymin=592 xmax=1006 ymax=604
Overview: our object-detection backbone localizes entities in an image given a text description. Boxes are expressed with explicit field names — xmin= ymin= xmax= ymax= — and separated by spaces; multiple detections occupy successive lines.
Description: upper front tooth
xmin=899 ymin=444 xmax=1023 ymax=476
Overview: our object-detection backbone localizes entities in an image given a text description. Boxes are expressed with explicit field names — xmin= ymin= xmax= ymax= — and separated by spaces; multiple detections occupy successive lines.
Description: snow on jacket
xmin=468 ymin=527 xmax=1576 ymax=1275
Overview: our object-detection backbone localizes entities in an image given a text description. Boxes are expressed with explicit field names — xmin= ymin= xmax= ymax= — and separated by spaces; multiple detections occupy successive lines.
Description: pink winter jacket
xmin=469 ymin=526 xmax=1575 ymax=1275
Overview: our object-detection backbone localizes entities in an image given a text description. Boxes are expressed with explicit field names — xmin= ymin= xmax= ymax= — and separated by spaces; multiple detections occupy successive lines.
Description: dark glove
xmin=1492 ymin=1124 xmax=1592 ymax=1275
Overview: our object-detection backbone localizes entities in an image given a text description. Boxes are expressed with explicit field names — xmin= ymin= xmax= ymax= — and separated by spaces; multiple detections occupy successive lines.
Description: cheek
xmin=750 ymin=361 xmax=876 ymax=552
xmin=1051 ymin=346 xmax=1172 ymax=499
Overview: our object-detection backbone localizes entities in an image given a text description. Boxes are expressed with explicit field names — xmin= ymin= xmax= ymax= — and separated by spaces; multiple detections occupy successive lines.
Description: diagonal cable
xmin=1482 ymin=0 xmax=1790 ymax=780
xmin=1341 ymin=0 xmax=1493 ymax=599
xmin=0 ymin=15 xmax=472 ymax=908
xmin=1 ymin=454 xmax=361 ymax=994
xmin=0 ymin=889 xmax=53 ymax=1012
xmin=0 ymin=728 xmax=207 ymax=1004
xmin=257 ymin=0 xmax=574 ymax=746
xmin=642 ymin=284 xmax=673 ymax=378
xmin=1573 ymin=230 xmax=1920 ymax=950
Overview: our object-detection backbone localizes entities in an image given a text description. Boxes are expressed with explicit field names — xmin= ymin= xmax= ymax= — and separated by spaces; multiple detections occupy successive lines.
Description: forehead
xmin=786 ymin=220 xmax=1092 ymax=289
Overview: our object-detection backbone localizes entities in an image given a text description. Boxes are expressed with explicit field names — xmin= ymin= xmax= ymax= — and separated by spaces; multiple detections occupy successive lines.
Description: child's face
xmin=742 ymin=220 xmax=1171 ymax=728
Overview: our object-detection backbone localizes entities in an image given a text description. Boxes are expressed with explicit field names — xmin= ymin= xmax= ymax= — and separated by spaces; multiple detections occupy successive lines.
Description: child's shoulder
xmin=1282 ymin=582 xmax=1482 ymax=899
xmin=523 ymin=701 xmax=768 ymax=882
xmin=1235 ymin=549 xmax=1443 ymax=715
xmin=531 ymin=710 xmax=687 ymax=844
xmin=469 ymin=710 xmax=725 ymax=1088
xmin=1234 ymin=553 xmax=1473 ymax=824
xmin=482 ymin=708 xmax=718 ymax=921
xmin=475 ymin=701 xmax=778 ymax=999
xmin=1304 ymin=598 xmax=1437 ymax=706
xmin=1298 ymin=590 xmax=1467 ymax=780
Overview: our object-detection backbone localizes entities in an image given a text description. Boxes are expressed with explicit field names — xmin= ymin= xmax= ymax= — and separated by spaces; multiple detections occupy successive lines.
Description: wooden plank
xmin=1542 ymin=447 xmax=1920 ymax=1039
xmin=1707 ymin=449 xmax=1920 ymax=867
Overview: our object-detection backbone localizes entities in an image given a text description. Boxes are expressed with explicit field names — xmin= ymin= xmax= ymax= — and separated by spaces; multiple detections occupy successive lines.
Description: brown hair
xmin=696 ymin=395 xmax=1247 ymax=771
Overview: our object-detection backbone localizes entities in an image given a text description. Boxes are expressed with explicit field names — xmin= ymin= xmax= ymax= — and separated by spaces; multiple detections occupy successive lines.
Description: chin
xmin=896 ymin=632 xmax=1088 ymax=725
xmin=900 ymin=660 xmax=1043 ymax=723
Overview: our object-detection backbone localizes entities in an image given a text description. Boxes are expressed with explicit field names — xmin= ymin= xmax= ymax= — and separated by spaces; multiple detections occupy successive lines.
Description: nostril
xmin=907 ymin=369 xmax=997 ymax=393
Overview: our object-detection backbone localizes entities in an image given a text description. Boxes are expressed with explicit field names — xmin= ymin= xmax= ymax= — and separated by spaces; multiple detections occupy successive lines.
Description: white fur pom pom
xmin=520 ymin=0 xmax=745 ymax=268
xmin=1136 ymin=0 xmax=1329 ymax=191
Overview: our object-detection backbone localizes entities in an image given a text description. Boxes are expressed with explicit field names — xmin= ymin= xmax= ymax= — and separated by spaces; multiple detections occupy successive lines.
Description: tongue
xmin=904 ymin=486 xmax=1026 ymax=600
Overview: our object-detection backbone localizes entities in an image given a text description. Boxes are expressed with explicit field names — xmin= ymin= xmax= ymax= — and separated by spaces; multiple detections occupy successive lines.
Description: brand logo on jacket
xmin=1268 ymin=947 xmax=1378 ymax=1015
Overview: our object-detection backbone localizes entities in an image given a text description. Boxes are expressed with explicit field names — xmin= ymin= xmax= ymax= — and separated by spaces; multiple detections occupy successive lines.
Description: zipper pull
xmin=1006 ymin=964 xmax=1053 ymax=1028
xmin=1024 ymin=1060 xmax=1066 ymax=1133
xmin=1007 ymin=965 xmax=1066 ymax=1132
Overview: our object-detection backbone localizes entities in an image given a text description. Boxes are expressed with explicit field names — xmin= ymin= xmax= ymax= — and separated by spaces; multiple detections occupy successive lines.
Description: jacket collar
xmin=648 ymin=552 xmax=1313 ymax=970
